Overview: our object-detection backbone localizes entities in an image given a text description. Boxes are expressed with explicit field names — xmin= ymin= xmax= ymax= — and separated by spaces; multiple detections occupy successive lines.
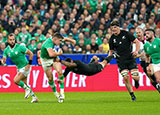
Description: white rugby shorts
xmin=41 ymin=58 xmax=53 ymax=71
xmin=17 ymin=66 xmax=31 ymax=77
xmin=153 ymin=63 xmax=160 ymax=73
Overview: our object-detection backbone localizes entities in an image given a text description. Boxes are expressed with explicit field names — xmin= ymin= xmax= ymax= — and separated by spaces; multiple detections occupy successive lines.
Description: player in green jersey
xmin=144 ymin=28 xmax=160 ymax=89
xmin=0 ymin=33 xmax=38 ymax=103
xmin=40 ymin=32 xmax=76 ymax=103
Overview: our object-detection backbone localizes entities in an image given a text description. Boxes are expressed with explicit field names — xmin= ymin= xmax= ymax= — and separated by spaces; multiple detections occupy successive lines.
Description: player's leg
xmin=121 ymin=69 xmax=136 ymax=101
xmin=44 ymin=67 xmax=59 ymax=98
xmin=89 ymin=56 xmax=99 ymax=63
xmin=144 ymin=63 xmax=160 ymax=92
xmin=100 ymin=54 xmax=117 ymax=67
xmin=22 ymin=77 xmax=39 ymax=103
xmin=53 ymin=62 xmax=65 ymax=100
xmin=100 ymin=52 xmax=120 ymax=67
xmin=14 ymin=72 xmax=34 ymax=100
xmin=152 ymin=64 xmax=160 ymax=90
xmin=130 ymin=69 xmax=140 ymax=89
xmin=20 ymin=66 xmax=39 ymax=103
xmin=41 ymin=58 xmax=59 ymax=98
xmin=128 ymin=59 xmax=140 ymax=89
xmin=14 ymin=72 xmax=28 ymax=91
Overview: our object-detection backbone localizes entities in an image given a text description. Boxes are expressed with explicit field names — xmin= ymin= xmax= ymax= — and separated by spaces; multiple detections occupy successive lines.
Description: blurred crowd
xmin=0 ymin=0 xmax=160 ymax=56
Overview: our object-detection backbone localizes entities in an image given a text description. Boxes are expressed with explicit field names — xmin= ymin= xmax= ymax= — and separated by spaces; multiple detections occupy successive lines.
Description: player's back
xmin=72 ymin=60 xmax=100 ymax=76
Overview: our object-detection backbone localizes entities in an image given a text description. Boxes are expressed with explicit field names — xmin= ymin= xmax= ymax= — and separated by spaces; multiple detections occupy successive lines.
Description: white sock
xmin=60 ymin=89 xmax=64 ymax=95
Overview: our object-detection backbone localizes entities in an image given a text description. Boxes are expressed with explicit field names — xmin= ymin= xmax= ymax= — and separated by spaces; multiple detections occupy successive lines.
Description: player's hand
xmin=58 ymin=49 xmax=63 ymax=55
xmin=132 ymin=51 xmax=138 ymax=57
xmin=134 ymin=54 xmax=140 ymax=58
xmin=54 ymin=57 xmax=60 ymax=62
xmin=63 ymin=37 xmax=67 ymax=41
xmin=25 ymin=64 xmax=30 ymax=71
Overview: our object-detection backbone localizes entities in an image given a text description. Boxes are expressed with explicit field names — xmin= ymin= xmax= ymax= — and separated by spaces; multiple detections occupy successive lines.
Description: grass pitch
xmin=0 ymin=91 xmax=160 ymax=115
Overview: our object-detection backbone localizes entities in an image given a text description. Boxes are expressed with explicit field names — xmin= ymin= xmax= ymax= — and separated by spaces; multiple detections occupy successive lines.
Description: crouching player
xmin=0 ymin=33 xmax=38 ymax=103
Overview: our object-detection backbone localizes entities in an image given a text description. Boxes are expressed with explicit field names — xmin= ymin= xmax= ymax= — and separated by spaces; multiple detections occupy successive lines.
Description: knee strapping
xmin=131 ymin=71 xmax=139 ymax=77
xmin=121 ymin=71 xmax=129 ymax=77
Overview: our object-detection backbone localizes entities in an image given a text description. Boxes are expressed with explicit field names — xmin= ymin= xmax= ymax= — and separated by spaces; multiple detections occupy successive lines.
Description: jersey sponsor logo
xmin=119 ymin=42 xmax=122 ymax=44
xmin=153 ymin=45 xmax=156 ymax=48
xmin=15 ymin=51 xmax=18 ymax=55
xmin=113 ymin=39 xmax=116 ymax=43
xmin=122 ymin=36 xmax=126 ymax=39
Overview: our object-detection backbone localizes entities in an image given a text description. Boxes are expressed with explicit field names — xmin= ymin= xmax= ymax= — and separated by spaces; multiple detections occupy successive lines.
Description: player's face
xmin=136 ymin=29 xmax=143 ymax=40
xmin=145 ymin=31 xmax=153 ymax=41
xmin=8 ymin=36 xmax=15 ymax=48
xmin=111 ymin=26 xmax=120 ymax=35
xmin=55 ymin=37 xmax=62 ymax=45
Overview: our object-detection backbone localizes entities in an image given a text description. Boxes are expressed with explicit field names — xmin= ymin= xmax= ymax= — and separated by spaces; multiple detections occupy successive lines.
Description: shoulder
xmin=155 ymin=38 xmax=160 ymax=41
xmin=144 ymin=41 xmax=149 ymax=47
xmin=109 ymin=35 xmax=115 ymax=41
xmin=18 ymin=44 xmax=26 ymax=48
xmin=4 ymin=46 xmax=9 ymax=51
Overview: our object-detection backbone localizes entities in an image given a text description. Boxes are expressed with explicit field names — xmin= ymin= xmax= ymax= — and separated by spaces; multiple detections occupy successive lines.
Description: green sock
xmin=27 ymin=86 xmax=35 ymax=97
xmin=18 ymin=81 xmax=27 ymax=89
xmin=59 ymin=75 xmax=64 ymax=89
xmin=48 ymin=81 xmax=57 ymax=92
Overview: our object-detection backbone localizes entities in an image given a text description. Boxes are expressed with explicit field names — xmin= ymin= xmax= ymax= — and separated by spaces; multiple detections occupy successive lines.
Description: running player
xmin=144 ymin=28 xmax=160 ymax=89
xmin=0 ymin=33 xmax=38 ymax=103
xmin=135 ymin=27 xmax=160 ymax=92
xmin=40 ymin=32 xmax=76 ymax=102
xmin=109 ymin=20 xmax=140 ymax=101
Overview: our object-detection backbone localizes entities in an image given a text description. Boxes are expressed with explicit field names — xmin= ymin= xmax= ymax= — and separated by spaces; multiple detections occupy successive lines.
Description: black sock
xmin=89 ymin=58 xmax=95 ymax=63
xmin=150 ymin=74 xmax=156 ymax=81
xmin=105 ymin=55 xmax=114 ymax=63
xmin=130 ymin=92 xmax=135 ymax=97
xmin=152 ymin=81 xmax=158 ymax=89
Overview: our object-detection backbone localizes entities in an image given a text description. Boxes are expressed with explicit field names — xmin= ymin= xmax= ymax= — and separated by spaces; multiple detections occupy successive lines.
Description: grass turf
xmin=0 ymin=91 xmax=160 ymax=115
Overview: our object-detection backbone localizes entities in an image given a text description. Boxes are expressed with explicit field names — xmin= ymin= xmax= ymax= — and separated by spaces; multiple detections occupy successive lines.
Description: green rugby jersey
xmin=17 ymin=32 xmax=31 ymax=44
xmin=3 ymin=44 xmax=28 ymax=69
xmin=144 ymin=38 xmax=160 ymax=64
xmin=40 ymin=38 xmax=54 ymax=59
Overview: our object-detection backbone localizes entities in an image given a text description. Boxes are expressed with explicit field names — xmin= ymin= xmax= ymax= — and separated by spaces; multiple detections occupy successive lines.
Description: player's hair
xmin=135 ymin=27 xmax=143 ymax=32
xmin=53 ymin=32 xmax=64 ymax=39
xmin=145 ymin=28 xmax=155 ymax=35
xmin=65 ymin=57 xmax=72 ymax=62
xmin=110 ymin=20 xmax=120 ymax=27
xmin=8 ymin=33 xmax=15 ymax=37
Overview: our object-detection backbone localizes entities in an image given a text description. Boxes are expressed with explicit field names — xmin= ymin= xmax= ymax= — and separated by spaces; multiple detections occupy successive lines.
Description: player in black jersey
xmin=55 ymin=53 xmax=118 ymax=77
xmin=109 ymin=20 xmax=140 ymax=101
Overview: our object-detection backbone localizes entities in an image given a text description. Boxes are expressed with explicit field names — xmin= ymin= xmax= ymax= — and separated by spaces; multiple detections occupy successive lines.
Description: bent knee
xmin=48 ymin=77 xmax=53 ymax=82
xmin=57 ymin=70 xmax=63 ymax=76
xmin=131 ymin=70 xmax=139 ymax=80
xmin=121 ymin=71 xmax=129 ymax=77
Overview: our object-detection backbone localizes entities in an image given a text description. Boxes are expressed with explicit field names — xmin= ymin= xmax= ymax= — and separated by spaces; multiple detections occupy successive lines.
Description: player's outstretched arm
xmin=63 ymin=37 xmax=76 ymax=45
xmin=61 ymin=60 xmax=77 ymax=68
xmin=55 ymin=58 xmax=77 ymax=68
